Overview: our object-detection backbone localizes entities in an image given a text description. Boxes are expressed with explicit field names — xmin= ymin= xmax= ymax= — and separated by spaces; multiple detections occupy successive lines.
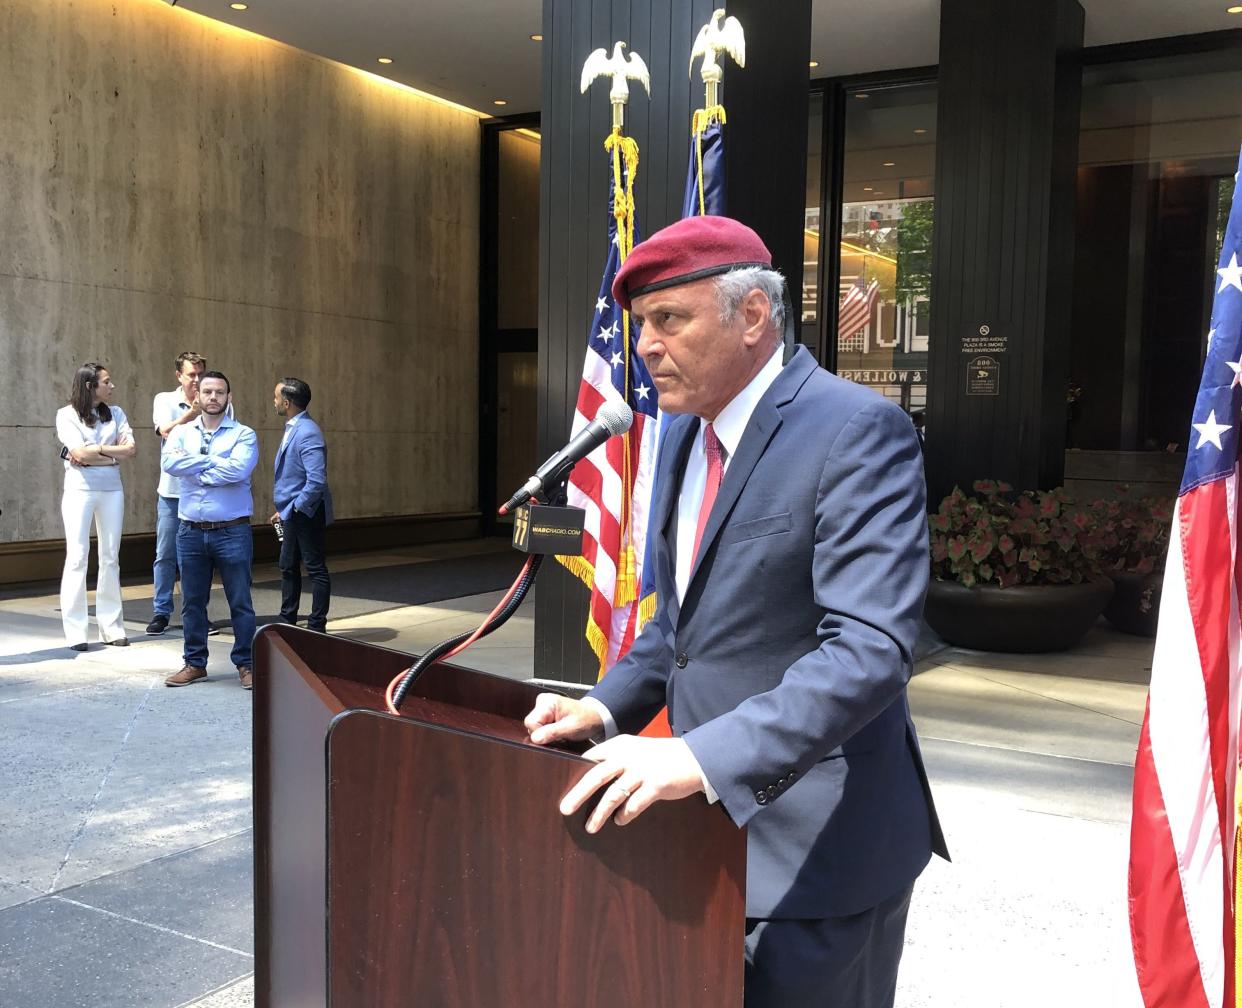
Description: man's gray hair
xmin=714 ymin=266 xmax=787 ymax=333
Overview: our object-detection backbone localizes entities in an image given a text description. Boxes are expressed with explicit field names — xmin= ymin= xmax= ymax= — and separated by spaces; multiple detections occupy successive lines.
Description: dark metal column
xmin=924 ymin=0 xmax=1084 ymax=504
xmin=535 ymin=0 xmax=811 ymax=682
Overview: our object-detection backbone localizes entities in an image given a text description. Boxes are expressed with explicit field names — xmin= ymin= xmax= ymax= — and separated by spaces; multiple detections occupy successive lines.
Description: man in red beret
xmin=525 ymin=215 xmax=946 ymax=1007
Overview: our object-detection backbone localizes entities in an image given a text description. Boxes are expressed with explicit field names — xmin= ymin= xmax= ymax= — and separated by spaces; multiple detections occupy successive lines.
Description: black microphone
xmin=499 ymin=401 xmax=633 ymax=514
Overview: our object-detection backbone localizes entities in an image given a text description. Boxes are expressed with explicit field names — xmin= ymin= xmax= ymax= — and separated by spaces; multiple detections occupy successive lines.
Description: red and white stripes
xmin=1130 ymin=474 xmax=1242 ymax=1008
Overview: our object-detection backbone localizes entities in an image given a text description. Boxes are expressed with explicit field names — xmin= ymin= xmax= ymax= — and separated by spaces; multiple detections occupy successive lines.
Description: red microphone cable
xmin=385 ymin=554 xmax=539 ymax=715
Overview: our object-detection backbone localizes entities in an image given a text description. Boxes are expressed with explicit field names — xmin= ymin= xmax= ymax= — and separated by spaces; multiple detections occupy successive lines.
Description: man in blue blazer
xmin=270 ymin=377 xmax=333 ymax=633
xmin=526 ymin=216 xmax=946 ymax=1007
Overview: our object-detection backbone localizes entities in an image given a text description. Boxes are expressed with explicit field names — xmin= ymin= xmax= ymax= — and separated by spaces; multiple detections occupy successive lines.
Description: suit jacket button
xmin=766 ymin=785 xmax=779 ymax=799
xmin=755 ymin=791 xmax=768 ymax=805
xmin=675 ymin=652 xmax=688 ymax=668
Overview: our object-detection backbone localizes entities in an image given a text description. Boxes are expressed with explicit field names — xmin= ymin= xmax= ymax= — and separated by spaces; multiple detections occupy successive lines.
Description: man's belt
xmin=182 ymin=516 xmax=250 ymax=531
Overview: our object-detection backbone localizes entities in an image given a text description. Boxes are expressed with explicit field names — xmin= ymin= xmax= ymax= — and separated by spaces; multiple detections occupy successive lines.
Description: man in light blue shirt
xmin=148 ymin=351 xmax=232 ymax=636
xmin=160 ymin=371 xmax=259 ymax=690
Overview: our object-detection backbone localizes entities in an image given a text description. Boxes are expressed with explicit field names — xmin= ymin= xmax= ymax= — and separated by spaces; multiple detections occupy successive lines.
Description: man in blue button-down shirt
xmin=160 ymin=371 xmax=259 ymax=690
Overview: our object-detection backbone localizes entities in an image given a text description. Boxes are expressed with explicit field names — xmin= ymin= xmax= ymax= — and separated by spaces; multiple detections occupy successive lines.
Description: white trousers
xmin=60 ymin=488 xmax=126 ymax=644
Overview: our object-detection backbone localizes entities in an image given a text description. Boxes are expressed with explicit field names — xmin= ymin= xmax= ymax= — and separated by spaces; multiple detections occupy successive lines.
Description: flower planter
xmin=924 ymin=578 xmax=1114 ymax=653
xmin=1102 ymin=571 xmax=1162 ymax=638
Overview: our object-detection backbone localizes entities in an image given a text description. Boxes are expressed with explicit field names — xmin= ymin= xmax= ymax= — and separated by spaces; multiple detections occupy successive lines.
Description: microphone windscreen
xmin=597 ymin=401 xmax=634 ymax=436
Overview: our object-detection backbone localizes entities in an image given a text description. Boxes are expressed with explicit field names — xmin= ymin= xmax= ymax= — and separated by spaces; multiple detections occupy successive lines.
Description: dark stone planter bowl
xmin=924 ymin=578 xmax=1114 ymax=653
xmin=1102 ymin=571 xmax=1162 ymax=637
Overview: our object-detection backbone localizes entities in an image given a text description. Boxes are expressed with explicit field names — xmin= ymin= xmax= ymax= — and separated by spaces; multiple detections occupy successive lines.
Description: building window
xmin=1070 ymin=47 xmax=1242 ymax=454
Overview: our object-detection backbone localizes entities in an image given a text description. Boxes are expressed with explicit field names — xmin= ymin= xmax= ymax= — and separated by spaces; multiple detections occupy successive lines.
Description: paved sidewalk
xmin=0 ymin=544 xmax=1147 ymax=1007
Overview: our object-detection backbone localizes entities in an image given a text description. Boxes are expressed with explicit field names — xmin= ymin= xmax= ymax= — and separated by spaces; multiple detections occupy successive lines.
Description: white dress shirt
xmin=673 ymin=346 xmax=784 ymax=603
xmin=279 ymin=411 xmax=305 ymax=450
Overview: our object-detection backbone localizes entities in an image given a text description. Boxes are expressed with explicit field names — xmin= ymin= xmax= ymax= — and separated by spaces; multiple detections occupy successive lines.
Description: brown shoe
xmin=237 ymin=665 xmax=253 ymax=690
xmin=166 ymin=665 xmax=207 ymax=687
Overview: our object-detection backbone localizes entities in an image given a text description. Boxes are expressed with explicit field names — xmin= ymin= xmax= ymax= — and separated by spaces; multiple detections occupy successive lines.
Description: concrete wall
xmin=0 ymin=0 xmax=481 ymax=551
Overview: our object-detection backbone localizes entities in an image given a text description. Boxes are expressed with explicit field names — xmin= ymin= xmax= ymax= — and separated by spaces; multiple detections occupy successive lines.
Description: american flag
xmin=558 ymin=153 xmax=659 ymax=673
xmin=1129 ymin=152 xmax=1242 ymax=1008
xmin=838 ymin=277 xmax=880 ymax=347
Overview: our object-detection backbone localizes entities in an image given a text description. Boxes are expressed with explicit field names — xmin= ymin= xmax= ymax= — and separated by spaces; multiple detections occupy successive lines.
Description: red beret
xmin=612 ymin=215 xmax=772 ymax=311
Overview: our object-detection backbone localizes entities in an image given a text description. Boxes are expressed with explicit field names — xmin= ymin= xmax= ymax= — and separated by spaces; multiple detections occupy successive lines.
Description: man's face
xmin=177 ymin=361 xmax=205 ymax=399
xmin=198 ymin=377 xmax=230 ymax=415
xmin=632 ymin=278 xmax=768 ymax=420
xmin=273 ymin=383 xmax=288 ymax=417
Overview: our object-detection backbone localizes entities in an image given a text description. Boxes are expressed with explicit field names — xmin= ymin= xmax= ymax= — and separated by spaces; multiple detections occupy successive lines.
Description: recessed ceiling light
xmin=530 ymin=34 xmax=544 ymax=41
xmin=855 ymin=92 xmax=869 ymax=99
xmin=377 ymin=57 xmax=393 ymax=64
xmin=229 ymin=2 xmax=248 ymax=8
xmin=914 ymin=128 xmax=928 ymax=134
xmin=863 ymin=186 xmax=874 ymax=192
xmin=882 ymin=161 xmax=895 ymax=167
xmin=493 ymin=99 xmax=508 ymax=107
xmin=808 ymin=60 xmax=819 ymax=68
xmin=1229 ymin=5 xmax=1242 ymax=12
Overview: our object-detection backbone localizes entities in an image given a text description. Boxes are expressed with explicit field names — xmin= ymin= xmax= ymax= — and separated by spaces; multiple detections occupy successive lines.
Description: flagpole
xmin=688 ymin=9 xmax=744 ymax=217
xmin=563 ymin=43 xmax=657 ymax=674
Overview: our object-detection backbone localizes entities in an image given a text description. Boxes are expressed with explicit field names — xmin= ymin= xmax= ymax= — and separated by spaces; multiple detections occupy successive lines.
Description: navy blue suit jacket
xmin=590 ymin=346 xmax=947 ymax=919
xmin=273 ymin=413 xmax=333 ymax=524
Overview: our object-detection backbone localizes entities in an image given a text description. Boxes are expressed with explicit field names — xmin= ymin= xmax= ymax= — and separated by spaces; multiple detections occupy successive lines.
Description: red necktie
xmin=691 ymin=423 xmax=724 ymax=564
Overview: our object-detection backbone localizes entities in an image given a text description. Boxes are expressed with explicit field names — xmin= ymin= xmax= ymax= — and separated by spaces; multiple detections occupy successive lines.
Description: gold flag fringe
xmin=691 ymin=105 xmax=727 ymax=216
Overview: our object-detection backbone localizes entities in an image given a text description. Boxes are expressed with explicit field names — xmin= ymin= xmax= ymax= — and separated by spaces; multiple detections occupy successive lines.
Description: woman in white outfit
xmin=55 ymin=363 xmax=136 ymax=650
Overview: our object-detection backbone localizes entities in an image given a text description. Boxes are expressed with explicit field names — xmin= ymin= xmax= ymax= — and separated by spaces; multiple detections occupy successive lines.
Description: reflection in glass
xmin=835 ymin=83 xmax=937 ymax=415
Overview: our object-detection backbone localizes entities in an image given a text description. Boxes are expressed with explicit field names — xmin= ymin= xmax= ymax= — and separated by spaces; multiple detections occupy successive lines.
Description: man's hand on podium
xmin=558 ymin=735 xmax=706 ymax=835
xmin=525 ymin=695 xmax=706 ymax=833
xmin=524 ymin=693 xmax=605 ymax=745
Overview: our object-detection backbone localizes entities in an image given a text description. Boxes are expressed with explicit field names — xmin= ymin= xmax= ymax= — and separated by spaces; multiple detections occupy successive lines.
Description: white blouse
xmin=56 ymin=404 xmax=133 ymax=492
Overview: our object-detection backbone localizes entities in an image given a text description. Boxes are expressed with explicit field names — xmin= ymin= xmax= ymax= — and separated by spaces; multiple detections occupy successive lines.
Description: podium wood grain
xmin=253 ymin=624 xmax=745 ymax=1008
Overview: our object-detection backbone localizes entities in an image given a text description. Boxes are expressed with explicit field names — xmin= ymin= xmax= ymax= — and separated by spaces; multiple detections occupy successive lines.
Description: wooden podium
xmin=253 ymin=624 xmax=746 ymax=1007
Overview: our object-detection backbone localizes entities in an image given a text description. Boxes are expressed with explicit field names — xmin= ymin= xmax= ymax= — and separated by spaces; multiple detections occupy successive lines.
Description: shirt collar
xmin=284 ymin=412 xmax=305 ymax=430
xmin=700 ymin=346 xmax=784 ymax=460
xmin=190 ymin=413 xmax=236 ymax=433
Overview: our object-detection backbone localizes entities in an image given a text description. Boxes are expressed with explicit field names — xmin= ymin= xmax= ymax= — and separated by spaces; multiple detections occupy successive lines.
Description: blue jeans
xmin=177 ymin=522 xmax=255 ymax=669
xmin=153 ymin=495 xmax=180 ymax=617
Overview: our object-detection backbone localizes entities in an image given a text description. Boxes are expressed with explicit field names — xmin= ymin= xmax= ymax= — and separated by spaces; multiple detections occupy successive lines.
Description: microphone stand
xmin=388 ymin=480 xmax=569 ymax=712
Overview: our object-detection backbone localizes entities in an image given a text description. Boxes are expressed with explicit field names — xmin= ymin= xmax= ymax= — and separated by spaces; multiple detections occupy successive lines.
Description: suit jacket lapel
xmin=274 ymin=425 xmax=292 ymax=471
xmin=654 ymin=416 xmax=697 ymax=625
xmin=686 ymin=347 xmax=817 ymax=589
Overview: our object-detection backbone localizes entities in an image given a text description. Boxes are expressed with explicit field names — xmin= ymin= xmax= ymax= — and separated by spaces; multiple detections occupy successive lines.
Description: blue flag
xmin=634 ymin=114 xmax=729 ymax=637
xmin=682 ymin=119 xmax=726 ymax=218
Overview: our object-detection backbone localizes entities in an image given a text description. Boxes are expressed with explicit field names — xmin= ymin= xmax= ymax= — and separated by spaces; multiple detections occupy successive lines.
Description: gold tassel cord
xmin=604 ymin=127 xmax=641 ymax=609
xmin=691 ymin=105 xmax=727 ymax=216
